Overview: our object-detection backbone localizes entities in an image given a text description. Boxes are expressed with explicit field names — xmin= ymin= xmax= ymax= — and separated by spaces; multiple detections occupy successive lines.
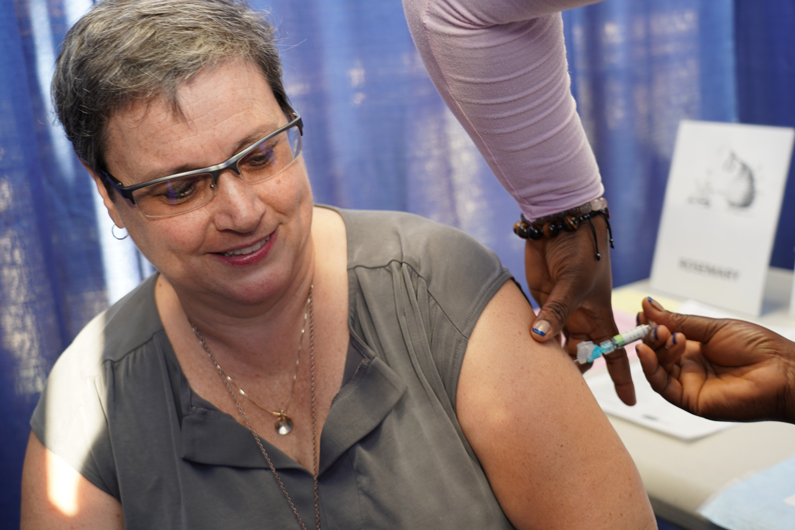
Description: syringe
xmin=575 ymin=324 xmax=652 ymax=364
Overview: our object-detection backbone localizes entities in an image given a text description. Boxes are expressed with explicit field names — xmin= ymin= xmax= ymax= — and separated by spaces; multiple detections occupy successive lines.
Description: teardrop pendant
xmin=276 ymin=413 xmax=293 ymax=435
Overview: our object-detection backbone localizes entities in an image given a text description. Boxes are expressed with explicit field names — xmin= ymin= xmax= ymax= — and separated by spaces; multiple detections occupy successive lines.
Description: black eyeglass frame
xmin=101 ymin=104 xmax=303 ymax=208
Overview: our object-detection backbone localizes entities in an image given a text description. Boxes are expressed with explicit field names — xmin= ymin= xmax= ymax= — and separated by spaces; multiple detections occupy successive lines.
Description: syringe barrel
xmin=613 ymin=324 xmax=651 ymax=347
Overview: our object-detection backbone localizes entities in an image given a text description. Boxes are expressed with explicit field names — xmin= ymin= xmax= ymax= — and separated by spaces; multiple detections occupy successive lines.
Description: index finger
xmin=604 ymin=347 xmax=635 ymax=406
xmin=588 ymin=305 xmax=635 ymax=406
xmin=642 ymin=297 xmax=722 ymax=343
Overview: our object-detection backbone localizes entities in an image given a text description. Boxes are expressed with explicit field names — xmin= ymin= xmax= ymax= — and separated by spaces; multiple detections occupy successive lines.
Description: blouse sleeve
xmin=30 ymin=313 xmax=120 ymax=499
xmin=402 ymin=0 xmax=604 ymax=220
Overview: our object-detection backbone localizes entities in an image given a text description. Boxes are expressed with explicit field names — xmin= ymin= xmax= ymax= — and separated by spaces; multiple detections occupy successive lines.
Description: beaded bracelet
xmin=532 ymin=197 xmax=608 ymax=225
xmin=513 ymin=198 xmax=614 ymax=260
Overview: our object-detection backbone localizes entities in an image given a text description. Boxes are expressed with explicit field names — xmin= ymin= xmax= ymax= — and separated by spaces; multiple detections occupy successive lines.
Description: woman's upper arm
xmin=21 ymin=431 xmax=124 ymax=530
xmin=457 ymin=281 xmax=655 ymax=530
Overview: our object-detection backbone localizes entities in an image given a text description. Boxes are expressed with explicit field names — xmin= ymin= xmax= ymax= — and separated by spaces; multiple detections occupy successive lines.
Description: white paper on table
xmin=586 ymin=360 xmax=735 ymax=441
xmin=699 ymin=455 xmax=795 ymax=529
xmin=675 ymin=299 xmax=735 ymax=319
xmin=677 ymin=298 xmax=795 ymax=342
xmin=650 ymin=120 xmax=794 ymax=316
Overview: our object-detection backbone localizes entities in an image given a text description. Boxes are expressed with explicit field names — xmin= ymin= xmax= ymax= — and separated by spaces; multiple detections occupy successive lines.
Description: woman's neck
xmin=157 ymin=254 xmax=316 ymax=376
xmin=157 ymin=207 xmax=347 ymax=380
xmin=156 ymin=206 xmax=346 ymax=375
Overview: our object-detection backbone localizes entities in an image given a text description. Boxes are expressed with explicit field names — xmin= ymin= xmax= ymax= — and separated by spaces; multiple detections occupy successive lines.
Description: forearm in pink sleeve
xmin=403 ymin=0 xmax=604 ymax=220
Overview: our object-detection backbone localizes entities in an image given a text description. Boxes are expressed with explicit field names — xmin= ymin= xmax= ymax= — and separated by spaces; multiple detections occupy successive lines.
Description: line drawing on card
xmin=688 ymin=145 xmax=756 ymax=212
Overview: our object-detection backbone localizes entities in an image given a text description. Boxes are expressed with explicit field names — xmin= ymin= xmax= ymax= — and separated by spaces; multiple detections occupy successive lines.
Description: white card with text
xmin=650 ymin=120 xmax=794 ymax=316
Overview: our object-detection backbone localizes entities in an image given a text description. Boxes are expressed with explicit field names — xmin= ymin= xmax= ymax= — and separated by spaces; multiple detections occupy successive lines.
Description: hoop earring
xmin=111 ymin=224 xmax=129 ymax=240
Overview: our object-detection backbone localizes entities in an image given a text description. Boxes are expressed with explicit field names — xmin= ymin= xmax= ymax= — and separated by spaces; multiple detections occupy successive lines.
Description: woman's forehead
xmin=103 ymin=61 xmax=282 ymax=181
xmin=114 ymin=61 xmax=278 ymax=130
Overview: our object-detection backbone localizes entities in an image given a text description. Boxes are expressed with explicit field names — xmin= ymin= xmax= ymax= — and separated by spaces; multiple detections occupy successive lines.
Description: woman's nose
xmin=210 ymin=170 xmax=265 ymax=232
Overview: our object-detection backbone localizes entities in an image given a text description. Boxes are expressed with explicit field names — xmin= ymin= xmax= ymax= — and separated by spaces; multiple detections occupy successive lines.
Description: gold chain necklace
xmin=206 ymin=296 xmax=309 ymax=436
xmin=191 ymin=285 xmax=321 ymax=530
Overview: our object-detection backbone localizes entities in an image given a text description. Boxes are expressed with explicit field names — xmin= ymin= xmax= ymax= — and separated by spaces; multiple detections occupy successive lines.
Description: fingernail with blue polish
xmin=636 ymin=312 xmax=641 ymax=325
xmin=653 ymin=326 xmax=659 ymax=341
xmin=647 ymin=297 xmax=664 ymax=311
xmin=533 ymin=320 xmax=551 ymax=337
xmin=672 ymin=333 xmax=677 ymax=345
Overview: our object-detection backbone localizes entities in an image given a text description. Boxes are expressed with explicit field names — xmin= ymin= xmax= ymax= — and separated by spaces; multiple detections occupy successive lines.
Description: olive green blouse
xmin=32 ymin=207 xmax=515 ymax=529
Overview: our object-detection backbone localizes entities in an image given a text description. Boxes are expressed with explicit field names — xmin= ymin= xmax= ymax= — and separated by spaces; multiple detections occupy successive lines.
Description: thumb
xmin=641 ymin=297 xmax=719 ymax=343
xmin=532 ymin=280 xmax=580 ymax=341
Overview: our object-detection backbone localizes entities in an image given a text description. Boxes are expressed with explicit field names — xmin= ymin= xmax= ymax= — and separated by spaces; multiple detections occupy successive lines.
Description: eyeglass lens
xmin=133 ymin=125 xmax=302 ymax=217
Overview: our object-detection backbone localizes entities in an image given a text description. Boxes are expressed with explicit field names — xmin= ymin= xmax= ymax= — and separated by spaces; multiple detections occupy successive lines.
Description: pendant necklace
xmin=191 ymin=285 xmax=321 ymax=530
xmin=194 ymin=293 xmax=309 ymax=436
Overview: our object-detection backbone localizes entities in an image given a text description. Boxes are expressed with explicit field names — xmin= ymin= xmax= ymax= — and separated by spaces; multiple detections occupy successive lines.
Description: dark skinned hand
xmin=637 ymin=297 xmax=795 ymax=423
xmin=524 ymin=215 xmax=635 ymax=406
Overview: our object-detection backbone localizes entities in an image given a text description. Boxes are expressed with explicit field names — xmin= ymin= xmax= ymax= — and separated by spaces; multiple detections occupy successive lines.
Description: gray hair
xmin=52 ymin=0 xmax=289 ymax=187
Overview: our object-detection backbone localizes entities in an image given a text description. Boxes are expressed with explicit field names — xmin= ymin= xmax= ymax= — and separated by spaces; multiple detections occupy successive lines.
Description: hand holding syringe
xmin=576 ymin=324 xmax=652 ymax=364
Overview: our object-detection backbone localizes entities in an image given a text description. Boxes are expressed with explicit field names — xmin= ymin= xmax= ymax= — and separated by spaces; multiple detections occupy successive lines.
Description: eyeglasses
xmin=102 ymin=106 xmax=303 ymax=218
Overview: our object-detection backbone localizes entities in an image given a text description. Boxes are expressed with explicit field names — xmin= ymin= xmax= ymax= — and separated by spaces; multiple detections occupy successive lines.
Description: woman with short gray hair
xmin=20 ymin=1 xmax=656 ymax=529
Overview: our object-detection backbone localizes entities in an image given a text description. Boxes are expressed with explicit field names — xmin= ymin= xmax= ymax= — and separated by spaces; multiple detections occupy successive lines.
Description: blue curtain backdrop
xmin=1 ymin=0 xmax=794 ymax=526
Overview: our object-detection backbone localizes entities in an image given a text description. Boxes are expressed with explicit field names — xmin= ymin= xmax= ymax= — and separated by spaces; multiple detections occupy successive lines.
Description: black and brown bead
xmin=513 ymin=219 xmax=543 ymax=240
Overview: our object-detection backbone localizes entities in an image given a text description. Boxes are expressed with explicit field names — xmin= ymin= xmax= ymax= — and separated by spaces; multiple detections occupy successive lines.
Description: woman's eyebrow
xmin=138 ymin=122 xmax=283 ymax=181
xmin=231 ymin=122 xmax=282 ymax=155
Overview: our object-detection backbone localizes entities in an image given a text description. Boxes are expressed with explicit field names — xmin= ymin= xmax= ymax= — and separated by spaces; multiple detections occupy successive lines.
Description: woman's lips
xmin=214 ymin=230 xmax=277 ymax=265
xmin=222 ymin=234 xmax=270 ymax=257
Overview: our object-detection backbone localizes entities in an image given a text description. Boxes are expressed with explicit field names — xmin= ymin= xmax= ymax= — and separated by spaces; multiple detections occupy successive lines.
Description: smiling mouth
xmin=222 ymin=235 xmax=271 ymax=257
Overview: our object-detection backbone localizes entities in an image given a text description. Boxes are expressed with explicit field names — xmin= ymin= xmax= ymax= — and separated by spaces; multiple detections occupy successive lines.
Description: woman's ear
xmin=80 ymin=160 xmax=125 ymax=229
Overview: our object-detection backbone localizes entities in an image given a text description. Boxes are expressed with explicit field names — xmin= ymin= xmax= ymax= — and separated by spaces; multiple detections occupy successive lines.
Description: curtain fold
xmin=735 ymin=0 xmax=795 ymax=272
xmin=563 ymin=0 xmax=737 ymax=286
xmin=2 ymin=0 xmax=794 ymax=527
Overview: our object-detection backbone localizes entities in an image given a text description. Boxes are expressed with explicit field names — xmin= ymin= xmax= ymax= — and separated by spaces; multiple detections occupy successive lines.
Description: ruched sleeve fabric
xmin=403 ymin=0 xmax=604 ymax=220
xmin=31 ymin=207 xmax=517 ymax=529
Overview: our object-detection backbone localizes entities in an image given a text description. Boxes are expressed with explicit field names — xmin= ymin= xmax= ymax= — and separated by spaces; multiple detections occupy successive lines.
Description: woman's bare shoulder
xmin=457 ymin=281 xmax=656 ymax=530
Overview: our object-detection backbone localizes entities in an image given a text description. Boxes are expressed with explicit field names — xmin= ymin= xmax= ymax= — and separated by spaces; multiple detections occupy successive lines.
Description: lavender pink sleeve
xmin=402 ymin=0 xmax=604 ymax=221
